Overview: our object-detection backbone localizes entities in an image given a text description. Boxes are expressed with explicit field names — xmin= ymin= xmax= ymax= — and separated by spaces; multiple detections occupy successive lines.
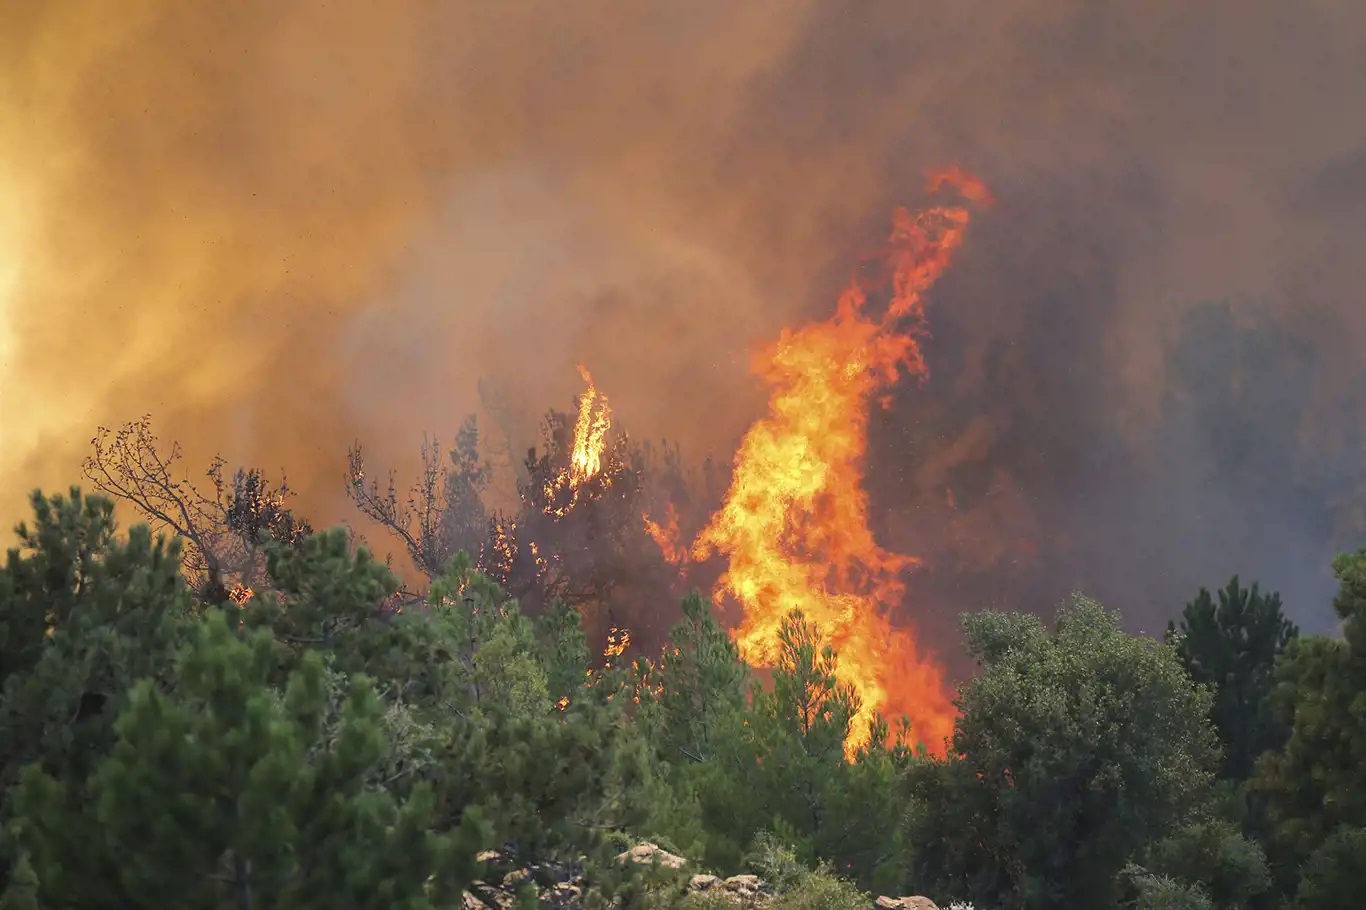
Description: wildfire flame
xmin=643 ymin=502 xmax=688 ymax=569
xmin=690 ymin=167 xmax=992 ymax=757
xmin=543 ymin=365 xmax=613 ymax=516
xmin=603 ymin=626 xmax=632 ymax=666
xmin=568 ymin=364 xmax=611 ymax=485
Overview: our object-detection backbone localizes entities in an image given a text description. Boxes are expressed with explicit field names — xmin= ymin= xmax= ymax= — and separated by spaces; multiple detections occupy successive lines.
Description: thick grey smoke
xmin=3 ymin=1 xmax=1363 ymax=671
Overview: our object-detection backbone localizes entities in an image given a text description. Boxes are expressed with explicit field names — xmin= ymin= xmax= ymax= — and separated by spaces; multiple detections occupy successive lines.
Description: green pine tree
xmin=0 ymin=853 xmax=39 ymax=910
xmin=10 ymin=610 xmax=488 ymax=910
xmin=0 ymin=489 xmax=196 ymax=791
xmin=663 ymin=609 xmax=913 ymax=890
xmin=1291 ymin=825 xmax=1366 ymax=910
xmin=633 ymin=592 xmax=749 ymax=867
xmin=420 ymin=556 xmax=663 ymax=879
xmin=1249 ymin=550 xmax=1366 ymax=897
xmin=746 ymin=610 xmax=860 ymax=860
xmin=642 ymin=592 xmax=748 ymax=767
xmin=1167 ymin=576 xmax=1299 ymax=781
xmin=0 ymin=489 xmax=198 ymax=906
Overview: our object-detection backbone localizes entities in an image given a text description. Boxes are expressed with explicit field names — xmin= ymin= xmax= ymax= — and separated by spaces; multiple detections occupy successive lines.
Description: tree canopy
xmin=1 ymin=483 xmax=1359 ymax=909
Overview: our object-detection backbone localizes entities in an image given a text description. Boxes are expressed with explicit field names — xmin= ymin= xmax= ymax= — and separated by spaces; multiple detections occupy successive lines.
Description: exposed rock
xmin=466 ymin=883 xmax=520 ymax=910
xmin=502 ymin=869 xmax=533 ymax=889
xmin=722 ymin=874 xmax=764 ymax=893
xmin=875 ymin=897 xmax=939 ymax=910
xmin=617 ymin=841 xmax=688 ymax=869
xmin=717 ymin=874 xmax=772 ymax=906
xmin=465 ymin=842 xmax=940 ymax=910
xmin=690 ymin=874 xmax=721 ymax=891
xmin=464 ymin=848 xmax=587 ymax=910
xmin=548 ymin=882 xmax=583 ymax=908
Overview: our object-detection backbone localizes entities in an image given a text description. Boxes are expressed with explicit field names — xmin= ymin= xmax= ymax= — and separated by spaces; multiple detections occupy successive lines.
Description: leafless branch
xmin=83 ymin=416 xmax=311 ymax=601
xmin=346 ymin=439 xmax=447 ymax=578
xmin=346 ymin=421 xmax=493 ymax=582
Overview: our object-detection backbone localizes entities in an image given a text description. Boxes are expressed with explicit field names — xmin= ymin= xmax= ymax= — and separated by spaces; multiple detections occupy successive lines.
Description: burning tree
xmin=346 ymin=369 xmax=718 ymax=654
xmin=82 ymin=415 xmax=313 ymax=604
xmin=488 ymin=394 xmax=643 ymax=618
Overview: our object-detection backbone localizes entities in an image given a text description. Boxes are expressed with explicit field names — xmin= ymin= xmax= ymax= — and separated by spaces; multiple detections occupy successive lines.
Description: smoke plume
xmin=3 ymin=1 xmax=1364 ymax=673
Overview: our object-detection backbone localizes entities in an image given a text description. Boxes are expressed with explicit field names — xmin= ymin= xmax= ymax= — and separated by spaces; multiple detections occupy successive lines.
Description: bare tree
xmin=83 ymin=416 xmax=311 ymax=603
xmin=476 ymin=376 xmax=526 ymax=506
xmin=346 ymin=416 xmax=492 ymax=581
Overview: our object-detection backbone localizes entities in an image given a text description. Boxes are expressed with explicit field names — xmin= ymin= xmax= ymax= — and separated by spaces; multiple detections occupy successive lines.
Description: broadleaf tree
xmin=914 ymin=594 xmax=1221 ymax=909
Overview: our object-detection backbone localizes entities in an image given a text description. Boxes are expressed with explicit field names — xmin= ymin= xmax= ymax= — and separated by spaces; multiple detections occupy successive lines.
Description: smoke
xmin=3 ymin=1 xmax=1364 ymax=668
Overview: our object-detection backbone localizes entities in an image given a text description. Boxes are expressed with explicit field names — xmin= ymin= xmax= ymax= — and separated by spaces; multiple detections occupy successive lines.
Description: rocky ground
xmin=462 ymin=842 xmax=954 ymax=910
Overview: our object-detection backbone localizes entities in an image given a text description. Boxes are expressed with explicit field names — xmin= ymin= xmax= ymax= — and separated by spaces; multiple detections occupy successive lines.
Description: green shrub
xmin=1293 ymin=826 xmax=1366 ymax=910
xmin=772 ymin=873 xmax=868 ymax=910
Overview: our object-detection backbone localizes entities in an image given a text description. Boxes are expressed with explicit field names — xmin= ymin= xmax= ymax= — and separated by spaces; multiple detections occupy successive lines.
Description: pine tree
xmin=0 ymin=853 xmax=39 ymax=910
xmin=1291 ymin=826 xmax=1366 ymax=910
xmin=635 ymin=593 xmax=751 ymax=868
xmin=10 ymin=611 xmax=488 ymax=910
xmin=642 ymin=592 xmax=748 ymax=766
xmin=419 ymin=557 xmax=664 ymax=881
xmin=742 ymin=612 xmax=912 ymax=891
xmin=1250 ymin=550 xmax=1366 ymax=897
xmin=0 ymin=490 xmax=196 ymax=788
xmin=241 ymin=527 xmax=400 ymax=674
xmin=1167 ymin=576 xmax=1299 ymax=781
xmin=648 ymin=608 xmax=913 ymax=890
xmin=747 ymin=611 xmax=860 ymax=853
xmin=0 ymin=489 xmax=198 ymax=906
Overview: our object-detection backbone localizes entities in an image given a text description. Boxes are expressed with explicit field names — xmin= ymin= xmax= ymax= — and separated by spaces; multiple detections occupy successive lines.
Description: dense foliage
xmin=1 ymin=487 xmax=1361 ymax=909
xmin=1167 ymin=578 xmax=1299 ymax=782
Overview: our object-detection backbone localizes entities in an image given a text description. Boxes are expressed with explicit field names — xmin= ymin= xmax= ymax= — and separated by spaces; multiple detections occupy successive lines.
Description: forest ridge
xmin=1 ymin=423 xmax=1364 ymax=908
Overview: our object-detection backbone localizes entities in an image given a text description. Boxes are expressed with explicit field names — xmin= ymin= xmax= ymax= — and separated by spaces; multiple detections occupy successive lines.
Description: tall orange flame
xmin=643 ymin=502 xmax=687 ymax=569
xmin=691 ymin=168 xmax=992 ymax=756
xmin=543 ymin=365 xmax=613 ymax=516
xmin=569 ymin=364 xmax=611 ymax=486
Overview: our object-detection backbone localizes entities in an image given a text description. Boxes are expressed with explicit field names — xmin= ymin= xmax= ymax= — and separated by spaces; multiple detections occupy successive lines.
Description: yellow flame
xmin=542 ymin=365 xmax=614 ymax=516
xmin=569 ymin=364 xmax=611 ymax=486
xmin=690 ymin=173 xmax=990 ymax=757
xmin=603 ymin=626 xmax=631 ymax=667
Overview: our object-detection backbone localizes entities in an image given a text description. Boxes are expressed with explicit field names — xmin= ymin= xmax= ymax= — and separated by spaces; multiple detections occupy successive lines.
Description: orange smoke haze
xmin=4 ymin=1 xmax=1366 ymax=653
xmin=0 ymin=1 xmax=813 ymax=531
